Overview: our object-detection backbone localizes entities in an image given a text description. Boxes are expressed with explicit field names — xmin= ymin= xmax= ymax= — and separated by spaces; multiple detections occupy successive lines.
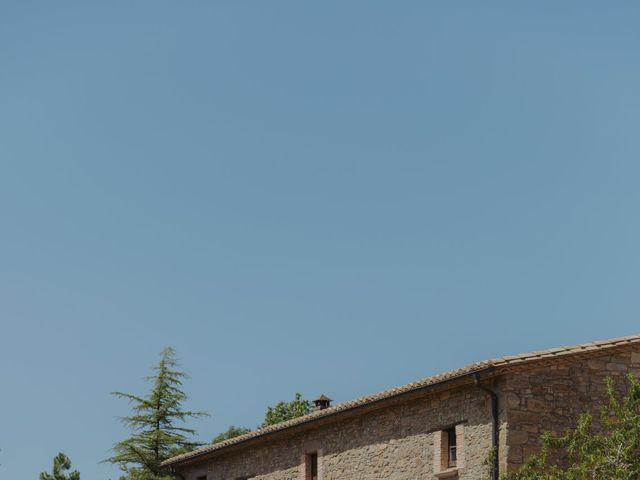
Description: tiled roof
xmin=164 ymin=334 xmax=640 ymax=467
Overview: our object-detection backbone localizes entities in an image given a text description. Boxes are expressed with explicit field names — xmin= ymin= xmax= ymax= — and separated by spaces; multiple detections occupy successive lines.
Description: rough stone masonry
xmin=164 ymin=335 xmax=640 ymax=480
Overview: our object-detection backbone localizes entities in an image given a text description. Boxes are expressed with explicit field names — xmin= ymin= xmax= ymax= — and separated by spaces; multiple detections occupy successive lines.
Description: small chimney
xmin=313 ymin=394 xmax=332 ymax=410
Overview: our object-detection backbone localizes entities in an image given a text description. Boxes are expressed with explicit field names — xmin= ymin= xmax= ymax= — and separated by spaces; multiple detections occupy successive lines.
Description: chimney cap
xmin=313 ymin=394 xmax=333 ymax=410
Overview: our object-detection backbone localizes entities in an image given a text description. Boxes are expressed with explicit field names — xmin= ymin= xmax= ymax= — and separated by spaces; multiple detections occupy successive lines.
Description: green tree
xmin=502 ymin=374 xmax=640 ymax=480
xmin=40 ymin=453 xmax=80 ymax=480
xmin=212 ymin=426 xmax=251 ymax=444
xmin=106 ymin=347 xmax=209 ymax=480
xmin=261 ymin=393 xmax=312 ymax=427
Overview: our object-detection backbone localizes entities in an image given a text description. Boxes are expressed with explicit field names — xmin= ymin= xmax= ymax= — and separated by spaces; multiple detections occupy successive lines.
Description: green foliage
xmin=40 ymin=453 xmax=80 ymax=480
xmin=261 ymin=393 xmax=312 ymax=427
xmin=212 ymin=426 xmax=252 ymax=444
xmin=484 ymin=447 xmax=498 ymax=479
xmin=502 ymin=374 xmax=640 ymax=480
xmin=106 ymin=347 xmax=209 ymax=480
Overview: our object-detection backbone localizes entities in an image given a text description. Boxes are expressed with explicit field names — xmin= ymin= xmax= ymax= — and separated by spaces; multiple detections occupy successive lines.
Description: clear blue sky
xmin=1 ymin=2 xmax=639 ymax=479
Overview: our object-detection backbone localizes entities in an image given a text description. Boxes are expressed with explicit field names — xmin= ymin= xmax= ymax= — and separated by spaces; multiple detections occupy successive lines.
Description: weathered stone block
xmin=508 ymin=430 xmax=529 ymax=445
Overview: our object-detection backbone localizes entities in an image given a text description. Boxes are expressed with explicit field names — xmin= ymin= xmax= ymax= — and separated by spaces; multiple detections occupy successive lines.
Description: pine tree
xmin=106 ymin=347 xmax=209 ymax=480
xmin=40 ymin=453 xmax=80 ymax=480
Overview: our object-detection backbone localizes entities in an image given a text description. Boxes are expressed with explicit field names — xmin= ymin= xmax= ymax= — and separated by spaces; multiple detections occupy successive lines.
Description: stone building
xmin=164 ymin=335 xmax=640 ymax=480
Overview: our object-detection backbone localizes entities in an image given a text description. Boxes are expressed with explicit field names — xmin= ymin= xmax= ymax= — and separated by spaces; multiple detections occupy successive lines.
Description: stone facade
xmin=503 ymin=348 xmax=640 ymax=473
xmin=181 ymin=385 xmax=496 ymax=480
xmin=169 ymin=338 xmax=640 ymax=480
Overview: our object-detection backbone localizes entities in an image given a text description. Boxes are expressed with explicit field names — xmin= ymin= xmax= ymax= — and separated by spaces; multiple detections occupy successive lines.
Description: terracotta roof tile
xmin=164 ymin=334 xmax=640 ymax=467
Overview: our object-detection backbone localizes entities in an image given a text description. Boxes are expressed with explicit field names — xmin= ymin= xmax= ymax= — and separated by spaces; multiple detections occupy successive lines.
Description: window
xmin=433 ymin=424 xmax=464 ymax=474
xmin=306 ymin=452 xmax=318 ymax=480
xmin=445 ymin=427 xmax=457 ymax=468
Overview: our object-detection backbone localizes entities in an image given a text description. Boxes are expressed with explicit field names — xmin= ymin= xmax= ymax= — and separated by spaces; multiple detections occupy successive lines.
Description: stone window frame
xmin=433 ymin=422 xmax=465 ymax=478
xmin=300 ymin=448 xmax=323 ymax=480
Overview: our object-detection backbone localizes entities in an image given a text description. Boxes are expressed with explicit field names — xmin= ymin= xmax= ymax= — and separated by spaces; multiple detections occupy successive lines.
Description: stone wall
xmin=179 ymin=384 xmax=496 ymax=480
xmin=503 ymin=346 xmax=640 ymax=472
xmin=177 ymin=345 xmax=640 ymax=480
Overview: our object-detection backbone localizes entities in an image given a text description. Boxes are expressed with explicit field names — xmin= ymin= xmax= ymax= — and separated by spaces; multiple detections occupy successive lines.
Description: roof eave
xmin=163 ymin=364 xmax=496 ymax=468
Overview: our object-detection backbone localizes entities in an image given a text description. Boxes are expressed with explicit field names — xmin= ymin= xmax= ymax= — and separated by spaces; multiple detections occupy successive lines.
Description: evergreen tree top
xmin=106 ymin=347 xmax=209 ymax=480
xmin=40 ymin=452 xmax=80 ymax=480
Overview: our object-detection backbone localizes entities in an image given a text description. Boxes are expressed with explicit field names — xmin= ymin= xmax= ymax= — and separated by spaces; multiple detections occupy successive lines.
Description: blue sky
xmin=1 ymin=1 xmax=639 ymax=479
